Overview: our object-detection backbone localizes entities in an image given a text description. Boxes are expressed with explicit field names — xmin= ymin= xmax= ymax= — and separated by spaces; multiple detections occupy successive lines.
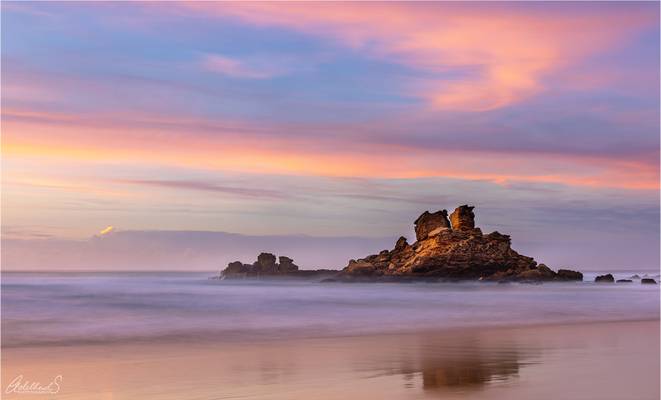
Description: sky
xmin=1 ymin=2 xmax=659 ymax=271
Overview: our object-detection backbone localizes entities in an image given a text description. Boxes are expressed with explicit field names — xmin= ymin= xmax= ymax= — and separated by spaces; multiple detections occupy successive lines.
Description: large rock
xmin=450 ymin=205 xmax=475 ymax=231
xmin=414 ymin=210 xmax=451 ymax=241
xmin=641 ymin=278 xmax=657 ymax=285
xmin=341 ymin=205 xmax=582 ymax=282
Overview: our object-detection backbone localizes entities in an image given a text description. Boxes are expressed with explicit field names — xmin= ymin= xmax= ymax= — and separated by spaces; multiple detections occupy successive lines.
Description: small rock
xmin=556 ymin=269 xmax=583 ymax=281
xmin=641 ymin=278 xmax=657 ymax=285
xmin=225 ymin=261 xmax=248 ymax=274
xmin=516 ymin=269 xmax=546 ymax=281
xmin=595 ymin=274 xmax=615 ymax=283
xmin=616 ymin=279 xmax=633 ymax=283
xmin=537 ymin=264 xmax=553 ymax=275
xmin=278 ymin=256 xmax=299 ymax=273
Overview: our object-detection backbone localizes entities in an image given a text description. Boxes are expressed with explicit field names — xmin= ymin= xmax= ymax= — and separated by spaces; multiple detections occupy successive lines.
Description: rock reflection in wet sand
xmin=419 ymin=351 xmax=521 ymax=390
xmin=354 ymin=334 xmax=529 ymax=395
xmin=1 ymin=321 xmax=658 ymax=400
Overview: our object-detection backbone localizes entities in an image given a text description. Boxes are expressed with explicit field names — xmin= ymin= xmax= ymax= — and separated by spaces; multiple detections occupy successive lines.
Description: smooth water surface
xmin=2 ymin=271 xmax=659 ymax=347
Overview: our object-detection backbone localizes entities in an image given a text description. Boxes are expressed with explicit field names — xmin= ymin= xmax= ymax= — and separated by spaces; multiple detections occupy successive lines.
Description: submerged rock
xmin=595 ymin=274 xmax=615 ymax=283
xmin=340 ymin=205 xmax=582 ymax=282
xmin=616 ymin=279 xmax=633 ymax=283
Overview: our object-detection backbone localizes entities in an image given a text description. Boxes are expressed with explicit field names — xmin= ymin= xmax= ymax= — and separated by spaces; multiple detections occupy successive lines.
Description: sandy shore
xmin=1 ymin=319 xmax=658 ymax=400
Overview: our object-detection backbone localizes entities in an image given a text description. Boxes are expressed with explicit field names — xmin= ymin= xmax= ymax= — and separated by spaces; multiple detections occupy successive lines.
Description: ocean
xmin=2 ymin=271 xmax=659 ymax=348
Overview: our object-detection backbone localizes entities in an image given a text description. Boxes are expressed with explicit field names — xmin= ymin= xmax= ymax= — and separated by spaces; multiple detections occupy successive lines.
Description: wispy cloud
xmin=201 ymin=53 xmax=286 ymax=79
xmin=116 ymin=179 xmax=287 ymax=200
xmin=1 ymin=230 xmax=396 ymax=271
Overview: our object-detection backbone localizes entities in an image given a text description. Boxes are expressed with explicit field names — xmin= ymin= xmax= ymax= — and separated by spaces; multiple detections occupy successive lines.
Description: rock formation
xmin=641 ymin=278 xmax=657 ymax=284
xmin=221 ymin=253 xmax=335 ymax=279
xmin=256 ymin=252 xmax=278 ymax=273
xmin=595 ymin=274 xmax=614 ymax=283
xmin=414 ymin=210 xmax=451 ymax=241
xmin=450 ymin=205 xmax=475 ymax=231
xmin=220 ymin=205 xmax=584 ymax=283
xmin=222 ymin=252 xmax=299 ymax=277
xmin=278 ymin=256 xmax=299 ymax=273
xmin=556 ymin=269 xmax=584 ymax=281
xmin=340 ymin=205 xmax=583 ymax=282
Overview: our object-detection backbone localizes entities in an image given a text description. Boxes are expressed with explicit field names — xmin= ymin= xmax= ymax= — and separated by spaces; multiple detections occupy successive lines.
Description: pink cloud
xmin=180 ymin=2 xmax=656 ymax=111
xmin=2 ymin=107 xmax=658 ymax=190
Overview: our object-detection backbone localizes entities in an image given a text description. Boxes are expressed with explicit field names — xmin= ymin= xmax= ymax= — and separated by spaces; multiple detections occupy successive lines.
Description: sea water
xmin=2 ymin=271 xmax=659 ymax=348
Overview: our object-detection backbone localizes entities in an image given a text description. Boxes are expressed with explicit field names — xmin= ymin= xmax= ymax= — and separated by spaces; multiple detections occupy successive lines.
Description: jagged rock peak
xmin=395 ymin=236 xmax=409 ymax=250
xmin=450 ymin=205 xmax=475 ymax=231
xmin=414 ymin=210 xmax=451 ymax=241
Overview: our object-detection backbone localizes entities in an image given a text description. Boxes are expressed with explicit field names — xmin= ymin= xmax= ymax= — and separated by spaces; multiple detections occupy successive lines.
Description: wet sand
xmin=2 ymin=319 xmax=658 ymax=400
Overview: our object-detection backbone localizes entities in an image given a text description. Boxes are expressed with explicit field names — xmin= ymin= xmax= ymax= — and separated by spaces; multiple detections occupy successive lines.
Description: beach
xmin=2 ymin=320 xmax=659 ymax=400
xmin=2 ymin=272 xmax=659 ymax=399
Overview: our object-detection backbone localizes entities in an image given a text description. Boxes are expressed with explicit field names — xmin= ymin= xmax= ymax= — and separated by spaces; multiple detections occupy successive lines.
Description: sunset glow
xmin=1 ymin=1 xmax=659 ymax=270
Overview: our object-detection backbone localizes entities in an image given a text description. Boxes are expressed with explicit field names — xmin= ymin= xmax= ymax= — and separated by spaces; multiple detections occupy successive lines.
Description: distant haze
xmin=2 ymin=219 xmax=658 ymax=272
xmin=1 ymin=231 xmax=396 ymax=272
